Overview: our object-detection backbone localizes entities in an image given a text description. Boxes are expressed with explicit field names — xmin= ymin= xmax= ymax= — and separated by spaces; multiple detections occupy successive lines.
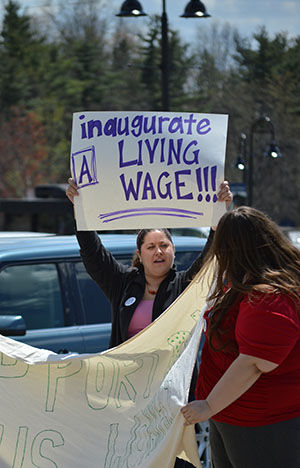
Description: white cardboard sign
xmin=71 ymin=111 xmax=228 ymax=230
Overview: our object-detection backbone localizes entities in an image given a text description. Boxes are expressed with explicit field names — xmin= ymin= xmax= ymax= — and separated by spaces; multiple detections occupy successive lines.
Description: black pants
xmin=174 ymin=458 xmax=195 ymax=468
xmin=209 ymin=417 xmax=300 ymax=468
xmin=173 ymin=365 xmax=199 ymax=468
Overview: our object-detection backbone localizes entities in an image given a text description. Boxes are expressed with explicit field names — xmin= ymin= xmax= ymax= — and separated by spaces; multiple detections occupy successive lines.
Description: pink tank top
xmin=127 ymin=300 xmax=154 ymax=338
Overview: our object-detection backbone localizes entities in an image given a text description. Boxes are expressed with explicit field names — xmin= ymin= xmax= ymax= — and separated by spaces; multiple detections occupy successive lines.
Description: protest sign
xmin=0 ymin=268 xmax=213 ymax=468
xmin=70 ymin=111 xmax=228 ymax=230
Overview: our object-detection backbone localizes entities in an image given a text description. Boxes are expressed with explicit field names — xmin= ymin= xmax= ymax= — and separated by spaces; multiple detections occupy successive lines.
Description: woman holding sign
xmin=181 ymin=206 xmax=300 ymax=468
xmin=66 ymin=178 xmax=231 ymax=348
xmin=66 ymin=177 xmax=232 ymax=468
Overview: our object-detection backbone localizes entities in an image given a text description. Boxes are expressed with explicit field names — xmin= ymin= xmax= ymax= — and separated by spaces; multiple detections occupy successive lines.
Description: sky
xmin=1 ymin=0 xmax=299 ymax=44
xmin=133 ymin=0 xmax=300 ymax=42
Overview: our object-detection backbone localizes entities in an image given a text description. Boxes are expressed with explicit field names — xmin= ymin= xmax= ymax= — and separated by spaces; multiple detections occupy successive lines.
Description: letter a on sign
xmin=71 ymin=145 xmax=98 ymax=189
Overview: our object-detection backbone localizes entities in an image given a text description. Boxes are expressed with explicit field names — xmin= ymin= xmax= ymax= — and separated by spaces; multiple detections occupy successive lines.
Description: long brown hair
xmin=202 ymin=206 xmax=300 ymax=348
xmin=132 ymin=228 xmax=173 ymax=270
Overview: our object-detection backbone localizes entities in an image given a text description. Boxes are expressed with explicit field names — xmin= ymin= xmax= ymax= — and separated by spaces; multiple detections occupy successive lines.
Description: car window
xmin=0 ymin=264 xmax=64 ymax=330
xmin=117 ymin=255 xmax=133 ymax=267
xmin=117 ymin=252 xmax=201 ymax=271
xmin=74 ymin=262 xmax=113 ymax=325
xmin=74 ymin=255 xmax=135 ymax=326
xmin=175 ymin=251 xmax=200 ymax=270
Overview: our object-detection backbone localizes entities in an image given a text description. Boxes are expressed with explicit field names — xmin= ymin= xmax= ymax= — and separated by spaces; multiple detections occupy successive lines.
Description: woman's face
xmin=137 ymin=230 xmax=175 ymax=278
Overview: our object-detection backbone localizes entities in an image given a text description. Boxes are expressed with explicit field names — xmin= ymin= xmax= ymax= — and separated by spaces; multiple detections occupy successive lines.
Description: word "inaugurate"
xmin=78 ymin=113 xmax=211 ymax=139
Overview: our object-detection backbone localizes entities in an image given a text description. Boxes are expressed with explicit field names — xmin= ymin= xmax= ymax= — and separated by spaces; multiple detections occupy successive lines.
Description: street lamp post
xmin=234 ymin=132 xmax=247 ymax=185
xmin=234 ymin=116 xmax=282 ymax=206
xmin=161 ymin=0 xmax=169 ymax=111
xmin=117 ymin=0 xmax=211 ymax=111
xmin=248 ymin=116 xmax=281 ymax=206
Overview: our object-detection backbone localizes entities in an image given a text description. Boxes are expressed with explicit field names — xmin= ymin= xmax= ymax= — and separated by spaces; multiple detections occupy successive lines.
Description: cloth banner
xmin=0 ymin=269 xmax=212 ymax=468
xmin=71 ymin=111 xmax=228 ymax=230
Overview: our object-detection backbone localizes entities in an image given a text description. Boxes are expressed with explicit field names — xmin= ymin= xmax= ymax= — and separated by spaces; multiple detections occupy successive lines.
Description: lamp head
xmin=265 ymin=142 xmax=282 ymax=159
xmin=116 ymin=0 xmax=147 ymax=17
xmin=181 ymin=0 xmax=211 ymax=18
xmin=234 ymin=156 xmax=246 ymax=171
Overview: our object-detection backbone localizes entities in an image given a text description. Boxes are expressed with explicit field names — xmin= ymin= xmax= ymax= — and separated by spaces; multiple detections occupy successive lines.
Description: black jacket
xmin=76 ymin=229 xmax=214 ymax=349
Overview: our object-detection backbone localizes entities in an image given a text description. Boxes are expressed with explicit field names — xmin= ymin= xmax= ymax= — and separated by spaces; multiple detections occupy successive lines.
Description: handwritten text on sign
xmin=70 ymin=112 xmax=228 ymax=230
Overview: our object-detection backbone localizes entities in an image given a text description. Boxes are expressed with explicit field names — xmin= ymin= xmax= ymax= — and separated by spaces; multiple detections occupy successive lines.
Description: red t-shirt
xmin=196 ymin=292 xmax=300 ymax=426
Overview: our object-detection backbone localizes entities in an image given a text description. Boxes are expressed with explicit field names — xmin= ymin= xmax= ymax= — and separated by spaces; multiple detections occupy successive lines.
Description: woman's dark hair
xmin=132 ymin=228 xmax=173 ymax=270
xmin=201 ymin=206 xmax=300 ymax=348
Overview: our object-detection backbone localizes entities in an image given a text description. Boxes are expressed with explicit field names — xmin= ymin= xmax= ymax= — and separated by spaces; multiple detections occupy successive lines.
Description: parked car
xmin=170 ymin=227 xmax=210 ymax=238
xmin=0 ymin=233 xmax=207 ymax=354
xmin=0 ymin=231 xmax=55 ymax=239
xmin=286 ymin=229 xmax=300 ymax=249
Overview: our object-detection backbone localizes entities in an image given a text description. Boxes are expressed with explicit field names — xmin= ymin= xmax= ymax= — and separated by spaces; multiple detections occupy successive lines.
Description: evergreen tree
xmin=233 ymin=28 xmax=300 ymax=224
xmin=100 ymin=22 xmax=148 ymax=111
xmin=140 ymin=16 xmax=162 ymax=110
xmin=51 ymin=0 xmax=109 ymax=111
xmin=0 ymin=0 xmax=45 ymax=113
xmin=140 ymin=15 xmax=193 ymax=111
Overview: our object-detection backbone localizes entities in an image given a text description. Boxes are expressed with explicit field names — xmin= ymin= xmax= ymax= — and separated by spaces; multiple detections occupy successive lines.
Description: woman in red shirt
xmin=181 ymin=206 xmax=300 ymax=468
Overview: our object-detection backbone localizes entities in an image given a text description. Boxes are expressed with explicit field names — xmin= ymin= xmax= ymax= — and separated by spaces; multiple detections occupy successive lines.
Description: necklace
xmin=146 ymin=281 xmax=157 ymax=295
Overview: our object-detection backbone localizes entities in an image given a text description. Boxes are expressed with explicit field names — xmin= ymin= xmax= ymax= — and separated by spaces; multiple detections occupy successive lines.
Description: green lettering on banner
xmin=0 ymin=424 xmax=3 ymax=446
xmin=13 ymin=426 xmax=28 ymax=468
xmin=46 ymin=360 xmax=83 ymax=412
xmin=0 ymin=426 xmax=64 ymax=468
xmin=104 ymin=423 xmax=120 ymax=468
xmin=0 ymin=353 xmax=29 ymax=378
xmin=104 ymin=385 xmax=174 ymax=467
xmin=31 ymin=430 xmax=64 ymax=468
xmin=85 ymin=356 xmax=118 ymax=410
xmin=85 ymin=353 xmax=159 ymax=411
xmin=113 ymin=353 xmax=160 ymax=408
